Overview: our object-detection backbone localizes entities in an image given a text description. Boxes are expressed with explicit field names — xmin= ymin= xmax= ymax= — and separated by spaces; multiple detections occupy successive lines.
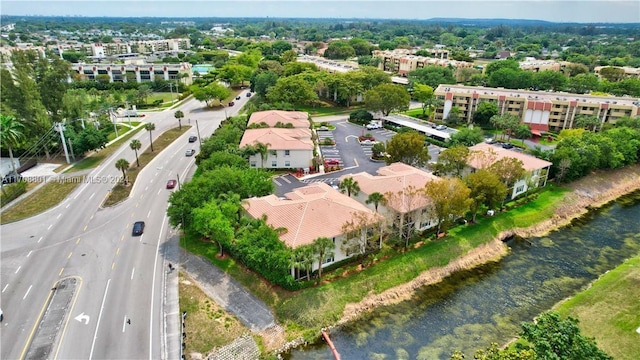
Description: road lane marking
xmin=38 ymin=236 xmax=43 ymax=243
xmin=140 ymin=234 xmax=143 ymax=242
xmin=27 ymin=250 xmax=33 ymax=257
xmin=19 ymin=282 xmax=56 ymax=359
xmin=157 ymin=189 xmax=161 ymax=195
xmin=76 ymin=238 xmax=81 ymax=244
xmin=54 ymin=277 xmax=84 ymax=360
xmin=131 ymin=212 xmax=134 ymax=218
xmin=89 ymin=192 xmax=95 ymax=200
xmin=122 ymin=316 xmax=127 ymax=332
xmin=57 ymin=213 xmax=62 ymax=219
xmin=150 ymin=212 xmax=169 ymax=359
xmin=23 ymin=285 xmax=32 ymax=299
xmin=59 ymin=268 xmax=64 ymax=276
xmin=2 ymin=284 xmax=8 ymax=293
xmin=15 ymin=266 xmax=21 ymax=274
xmin=131 ymin=267 xmax=135 ymax=280
xmin=140 ymin=194 xmax=144 ymax=199
xmin=89 ymin=278 xmax=110 ymax=360
xmin=116 ymin=247 xmax=120 ymax=255
xmin=145 ymin=186 xmax=149 ymax=191
xmin=112 ymin=262 xmax=115 ymax=270
xmin=84 ymin=225 xmax=88 ymax=231
xmin=48 ymin=224 xmax=53 ymax=230
xmin=66 ymin=203 xmax=70 ymax=209
xmin=136 ymin=202 xmax=139 ymax=208
xmin=90 ymin=215 xmax=94 ymax=220
xmin=68 ymin=252 xmax=73 ymax=259
xmin=121 ymin=235 xmax=125 ymax=241
xmin=147 ymin=210 xmax=151 ymax=218
xmin=354 ymin=158 xmax=359 ymax=167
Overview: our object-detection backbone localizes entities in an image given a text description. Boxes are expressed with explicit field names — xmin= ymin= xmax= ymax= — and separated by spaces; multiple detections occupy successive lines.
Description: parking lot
xmin=272 ymin=116 xmax=445 ymax=196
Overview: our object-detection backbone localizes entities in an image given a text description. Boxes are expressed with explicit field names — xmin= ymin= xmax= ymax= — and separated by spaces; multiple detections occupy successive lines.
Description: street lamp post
xmin=195 ymin=120 xmax=202 ymax=148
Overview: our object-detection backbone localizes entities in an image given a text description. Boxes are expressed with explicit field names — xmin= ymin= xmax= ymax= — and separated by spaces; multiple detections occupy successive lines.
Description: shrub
xmin=349 ymin=109 xmax=373 ymax=125
xmin=0 ymin=181 xmax=27 ymax=208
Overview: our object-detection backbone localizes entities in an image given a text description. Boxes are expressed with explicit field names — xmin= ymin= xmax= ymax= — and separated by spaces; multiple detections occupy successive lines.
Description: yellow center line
xmin=76 ymin=238 xmax=81 ymax=244
xmin=83 ymin=225 xmax=88 ymax=231
xmin=59 ymin=268 xmax=64 ymax=276
xmin=116 ymin=247 xmax=120 ymax=255
xmin=112 ymin=262 xmax=115 ymax=270
xmin=121 ymin=235 xmax=125 ymax=241
xmin=67 ymin=252 xmax=72 ymax=259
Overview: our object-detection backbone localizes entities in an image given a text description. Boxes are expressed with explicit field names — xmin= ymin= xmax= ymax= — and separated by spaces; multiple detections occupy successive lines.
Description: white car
xmin=366 ymin=123 xmax=381 ymax=130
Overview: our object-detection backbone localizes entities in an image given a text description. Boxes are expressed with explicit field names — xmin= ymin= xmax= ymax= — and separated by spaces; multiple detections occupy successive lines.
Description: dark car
xmin=235 ymin=96 xmax=241 ymax=100
xmin=166 ymin=180 xmax=177 ymax=189
xmin=185 ymin=149 xmax=195 ymax=156
xmin=132 ymin=221 xmax=145 ymax=236
xmin=188 ymin=135 xmax=197 ymax=143
xmin=228 ymin=101 xmax=235 ymax=106
xmin=502 ymin=143 xmax=515 ymax=149
xmin=246 ymin=92 xmax=252 ymax=97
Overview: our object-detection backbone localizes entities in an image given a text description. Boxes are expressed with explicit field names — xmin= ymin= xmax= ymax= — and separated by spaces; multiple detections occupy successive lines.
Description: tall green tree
xmin=365 ymin=192 xmax=386 ymax=212
xmin=192 ymin=199 xmax=235 ymax=256
xmin=115 ymin=158 xmax=129 ymax=185
xmin=190 ymin=83 xmax=232 ymax=107
xmin=408 ymin=66 xmax=456 ymax=88
xmin=412 ymin=83 xmax=434 ymax=117
xmin=129 ymin=139 xmax=141 ymax=167
xmin=490 ymin=114 xmax=521 ymax=141
xmin=364 ymin=84 xmax=410 ymax=116
xmin=174 ymin=110 xmax=184 ymax=130
xmin=144 ymin=122 xmax=155 ymax=152
xmin=312 ymin=237 xmax=335 ymax=281
xmin=473 ymin=101 xmax=499 ymax=127
xmin=385 ymin=131 xmax=430 ymax=167
xmin=463 ymin=169 xmax=508 ymax=222
xmin=575 ymin=114 xmax=601 ymax=131
xmin=266 ymin=75 xmax=318 ymax=106
xmin=424 ymin=178 xmax=472 ymax=235
xmin=433 ymin=145 xmax=470 ymax=177
xmin=0 ymin=114 xmax=25 ymax=183
xmin=339 ymin=177 xmax=360 ymax=197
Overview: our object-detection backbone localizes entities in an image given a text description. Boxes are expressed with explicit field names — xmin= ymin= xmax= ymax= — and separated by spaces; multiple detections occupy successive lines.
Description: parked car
xmin=132 ymin=221 xmax=145 ymax=236
xmin=502 ymin=143 xmax=515 ymax=149
xmin=188 ymin=135 xmax=197 ymax=143
xmin=185 ymin=149 xmax=195 ymax=156
xmin=324 ymin=159 xmax=340 ymax=165
xmin=166 ymin=180 xmax=177 ymax=189
xmin=228 ymin=101 xmax=235 ymax=106
xmin=235 ymin=96 xmax=241 ymax=100
xmin=366 ymin=123 xmax=381 ymax=130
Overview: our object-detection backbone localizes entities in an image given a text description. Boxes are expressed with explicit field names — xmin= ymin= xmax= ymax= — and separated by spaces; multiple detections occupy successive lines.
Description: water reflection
xmin=290 ymin=192 xmax=640 ymax=359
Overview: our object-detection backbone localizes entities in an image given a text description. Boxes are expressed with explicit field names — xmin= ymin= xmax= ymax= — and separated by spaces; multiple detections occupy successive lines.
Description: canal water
xmin=290 ymin=192 xmax=640 ymax=359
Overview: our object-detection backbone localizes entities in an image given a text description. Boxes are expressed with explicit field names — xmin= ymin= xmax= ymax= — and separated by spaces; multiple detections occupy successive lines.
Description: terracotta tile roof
xmin=342 ymin=163 xmax=439 ymax=213
xmin=243 ymin=182 xmax=380 ymax=248
xmin=247 ymin=110 xmax=310 ymax=128
xmin=239 ymin=128 xmax=314 ymax=150
xmin=468 ymin=143 xmax=553 ymax=171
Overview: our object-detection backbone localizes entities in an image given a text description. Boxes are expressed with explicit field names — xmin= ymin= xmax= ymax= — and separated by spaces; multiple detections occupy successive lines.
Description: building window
xmin=516 ymin=185 xmax=525 ymax=193
xmin=250 ymin=161 xmax=256 ymax=167
xmin=322 ymin=256 xmax=334 ymax=264
xmin=285 ymin=150 xmax=290 ymax=156
xmin=271 ymin=160 xmax=277 ymax=167
xmin=285 ymin=161 xmax=291 ymax=167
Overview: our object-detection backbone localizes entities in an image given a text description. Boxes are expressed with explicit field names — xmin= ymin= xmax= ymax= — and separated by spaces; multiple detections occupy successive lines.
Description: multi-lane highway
xmin=1 ymin=92 xmax=251 ymax=359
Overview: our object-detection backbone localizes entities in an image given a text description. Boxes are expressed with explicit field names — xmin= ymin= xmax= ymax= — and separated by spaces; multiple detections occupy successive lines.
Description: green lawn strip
xmin=66 ymin=126 xmax=144 ymax=172
xmin=103 ymin=126 xmax=191 ymax=206
xmin=179 ymin=272 xmax=248 ymax=355
xmin=1 ymin=177 xmax=83 ymax=224
xmin=295 ymin=103 xmax=363 ymax=117
xmin=106 ymin=124 xmax=132 ymax=141
xmin=553 ymin=254 xmax=640 ymax=360
xmin=182 ymin=184 xmax=571 ymax=341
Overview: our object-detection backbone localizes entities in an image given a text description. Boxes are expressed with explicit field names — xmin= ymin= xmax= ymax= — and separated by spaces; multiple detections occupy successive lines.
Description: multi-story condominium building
xmin=594 ymin=66 xmax=640 ymax=79
xmin=518 ymin=59 xmax=569 ymax=72
xmin=239 ymin=125 xmax=314 ymax=169
xmin=372 ymin=50 xmax=472 ymax=77
xmin=91 ymin=38 xmax=191 ymax=58
xmin=434 ymin=84 xmax=640 ymax=133
xmin=72 ymin=61 xmax=193 ymax=84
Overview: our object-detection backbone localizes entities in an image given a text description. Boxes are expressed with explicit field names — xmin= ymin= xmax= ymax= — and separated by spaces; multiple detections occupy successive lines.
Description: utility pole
xmin=169 ymin=83 xmax=174 ymax=102
xmin=110 ymin=109 xmax=119 ymax=138
xmin=54 ymin=122 xmax=71 ymax=164
xmin=176 ymin=173 xmax=181 ymax=190
xmin=195 ymin=120 xmax=202 ymax=147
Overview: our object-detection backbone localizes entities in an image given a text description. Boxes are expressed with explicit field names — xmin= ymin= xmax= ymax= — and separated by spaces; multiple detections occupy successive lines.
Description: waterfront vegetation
xmin=554 ymin=254 xmax=640 ymax=360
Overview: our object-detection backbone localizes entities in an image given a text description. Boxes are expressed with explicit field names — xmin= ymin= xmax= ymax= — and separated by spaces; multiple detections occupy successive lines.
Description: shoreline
xmin=335 ymin=164 xmax=640 ymax=326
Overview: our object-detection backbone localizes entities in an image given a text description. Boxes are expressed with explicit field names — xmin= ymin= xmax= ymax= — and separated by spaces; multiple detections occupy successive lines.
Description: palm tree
xmin=0 ymin=114 xmax=25 ymax=194
xmin=115 ymin=158 xmax=130 ymax=185
xmin=313 ymin=237 xmax=335 ymax=281
xmin=129 ymin=139 xmax=141 ymax=167
xmin=174 ymin=110 xmax=184 ymax=130
xmin=254 ymin=142 xmax=270 ymax=168
xmin=144 ymin=122 xmax=155 ymax=152
xmin=365 ymin=192 xmax=386 ymax=212
xmin=339 ymin=177 xmax=360 ymax=197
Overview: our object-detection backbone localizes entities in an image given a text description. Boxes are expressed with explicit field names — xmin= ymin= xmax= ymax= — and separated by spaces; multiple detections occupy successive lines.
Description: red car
xmin=166 ymin=180 xmax=177 ymax=189
xmin=228 ymin=101 xmax=235 ymax=106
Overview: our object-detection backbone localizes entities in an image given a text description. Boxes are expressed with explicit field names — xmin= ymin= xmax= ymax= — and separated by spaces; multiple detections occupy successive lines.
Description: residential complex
xmin=434 ymin=84 xmax=640 ymax=133
xmin=72 ymin=61 xmax=193 ymax=85
xmin=594 ymin=65 xmax=640 ymax=79
xmin=466 ymin=143 xmax=553 ymax=199
xmin=372 ymin=49 xmax=473 ymax=77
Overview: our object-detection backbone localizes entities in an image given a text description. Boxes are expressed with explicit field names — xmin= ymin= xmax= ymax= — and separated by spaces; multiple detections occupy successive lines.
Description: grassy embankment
xmin=1 ymin=126 xmax=144 ymax=224
xmin=553 ymin=254 xmax=640 ymax=360
xmin=103 ymin=126 xmax=191 ymax=206
xmin=183 ymin=184 xmax=570 ymax=341
xmin=179 ymin=272 xmax=248 ymax=356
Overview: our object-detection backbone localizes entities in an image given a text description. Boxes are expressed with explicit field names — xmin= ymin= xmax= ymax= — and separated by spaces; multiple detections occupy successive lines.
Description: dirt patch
xmin=339 ymin=164 xmax=640 ymax=324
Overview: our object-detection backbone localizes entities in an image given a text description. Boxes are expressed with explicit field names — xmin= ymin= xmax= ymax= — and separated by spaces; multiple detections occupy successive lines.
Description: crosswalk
xmin=301 ymin=177 xmax=341 ymax=184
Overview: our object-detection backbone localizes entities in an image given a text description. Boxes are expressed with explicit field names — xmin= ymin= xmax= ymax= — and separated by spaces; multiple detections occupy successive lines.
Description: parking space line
xmin=281 ymin=176 xmax=291 ymax=184
xmin=273 ymin=179 xmax=282 ymax=186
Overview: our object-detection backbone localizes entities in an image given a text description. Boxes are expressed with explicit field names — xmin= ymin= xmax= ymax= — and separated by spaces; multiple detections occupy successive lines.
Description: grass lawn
xmin=1 ymin=177 xmax=83 ymax=224
xmin=295 ymin=102 xmax=363 ymax=117
xmin=147 ymin=92 xmax=175 ymax=103
xmin=182 ymin=184 xmax=572 ymax=341
xmin=179 ymin=272 xmax=248 ymax=355
xmin=106 ymin=124 xmax=132 ymax=141
xmin=66 ymin=126 xmax=144 ymax=173
xmin=553 ymin=254 xmax=640 ymax=360
xmin=103 ymin=126 xmax=191 ymax=206
xmin=403 ymin=108 xmax=430 ymax=119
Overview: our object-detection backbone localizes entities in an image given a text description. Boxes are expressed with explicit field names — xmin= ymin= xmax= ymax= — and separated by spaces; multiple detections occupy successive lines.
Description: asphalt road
xmin=0 ymin=92 xmax=250 ymax=360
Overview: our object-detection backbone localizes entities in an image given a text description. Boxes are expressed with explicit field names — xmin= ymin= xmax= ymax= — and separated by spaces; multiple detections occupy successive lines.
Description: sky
xmin=2 ymin=0 xmax=639 ymax=23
